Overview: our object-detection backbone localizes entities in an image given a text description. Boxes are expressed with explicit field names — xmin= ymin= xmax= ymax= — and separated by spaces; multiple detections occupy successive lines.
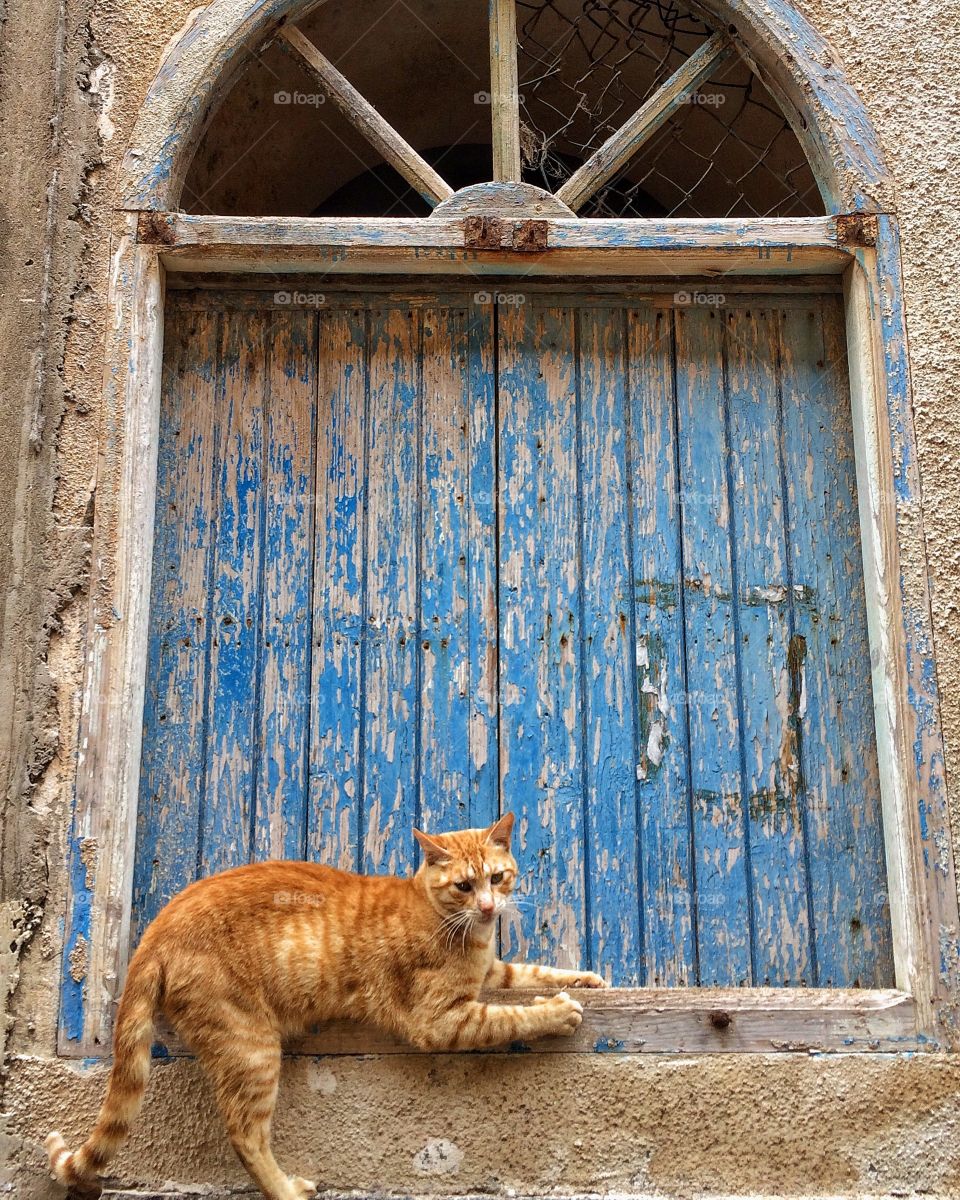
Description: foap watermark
xmin=274 ymin=890 xmax=324 ymax=908
xmin=674 ymin=289 xmax=726 ymax=307
xmin=275 ymin=290 xmax=326 ymax=308
xmin=474 ymin=90 xmax=525 ymax=105
xmin=474 ymin=290 xmax=526 ymax=307
xmin=274 ymin=90 xmax=326 ymax=107
xmin=681 ymin=91 xmax=726 ymax=107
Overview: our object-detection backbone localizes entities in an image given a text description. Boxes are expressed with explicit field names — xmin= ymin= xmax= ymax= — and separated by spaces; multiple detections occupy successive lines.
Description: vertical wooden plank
xmin=199 ymin=309 xmax=267 ymax=876
xmin=497 ymin=301 xmax=587 ymax=972
xmin=489 ymin=0 xmax=522 ymax=182
xmin=674 ymin=305 xmax=752 ymax=986
xmin=576 ymin=306 xmax=642 ymax=984
xmin=61 ymin=233 xmax=164 ymax=1053
xmin=362 ymin=304 xmax=420 ymax=875
xmin=133 ymin=306 xmax=219 ymax=937
xmin=867 ymin=217 xmax=960 ymax=1034
xmin=418 ymin=303 xmax=471 ymax=834
xmin=418 ymin=303 xmax=498 ymax=836
xmin=252 ymin=310 xmax=316 ymax=861
xmin=780 ymin=299 xmax=893 ymax=986
xmin=726 ymin=307 xmax=814 ymax=985
xmin=467 ymin=302 xmax=500 ymax=833
xmin=627 ymin=307 xmax=696 ymax=986
xmin=308 ymin=306 xmax=367 ymax=870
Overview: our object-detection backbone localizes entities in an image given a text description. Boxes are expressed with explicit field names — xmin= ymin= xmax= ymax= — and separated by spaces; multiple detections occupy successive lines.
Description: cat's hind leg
xmin=196 ymin=1028 xmax=316 ymax=1200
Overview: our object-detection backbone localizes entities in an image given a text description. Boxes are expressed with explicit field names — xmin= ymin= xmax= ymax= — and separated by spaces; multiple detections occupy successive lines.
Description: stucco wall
xmin=2 ymin=0 xmax=960 ymax=1196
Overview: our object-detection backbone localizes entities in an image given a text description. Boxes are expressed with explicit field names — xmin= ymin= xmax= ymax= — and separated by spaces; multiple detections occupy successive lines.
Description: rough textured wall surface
xmin=9 ymin=1053 xmax=960 ymax=1198
xmin=1 ymin=0 xmax=960 ymax=1195
xmin=0 ymin=0 xmax=98 ymax=1025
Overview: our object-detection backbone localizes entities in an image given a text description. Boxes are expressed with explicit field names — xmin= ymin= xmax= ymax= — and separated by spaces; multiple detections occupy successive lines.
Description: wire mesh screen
xmin=516 ymin=0 xmax=824 ymax=217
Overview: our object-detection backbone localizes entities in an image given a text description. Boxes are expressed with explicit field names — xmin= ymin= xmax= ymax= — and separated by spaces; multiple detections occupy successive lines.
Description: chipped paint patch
xmin=88 ymin=60 xmax=115 ymax=142
xmin=413 ymin=1138 xmax=463 ymax=1175
xmin=79 ymin=837 xmax=98 ymax=890
xmin=306 ymin=1062 xmax=337 ymax=1095
xmin=67 ymin=934 xmax=88 ymax=983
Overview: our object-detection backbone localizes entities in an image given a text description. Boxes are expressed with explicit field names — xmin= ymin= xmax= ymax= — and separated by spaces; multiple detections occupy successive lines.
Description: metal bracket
xmin=512 ymin=219 xmax=549 ymax=252
xmin=836 ymin=213 xmax=879 ymax=249
xmin=463 ymin=215 xmax=505 ymax=250
xmin=137 ymin=211 xmax=177 ymax=246
xmin=464 ymin=216 xmax=549 ymax=252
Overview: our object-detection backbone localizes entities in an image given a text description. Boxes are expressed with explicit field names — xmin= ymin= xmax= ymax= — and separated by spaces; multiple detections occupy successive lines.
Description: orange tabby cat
xmin=46 ymin=812 xmax=604 ymax=1199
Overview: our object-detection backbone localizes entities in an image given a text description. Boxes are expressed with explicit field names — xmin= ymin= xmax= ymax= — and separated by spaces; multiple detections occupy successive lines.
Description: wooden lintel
xmin=557 ymin=31 xmax=736 ymax=212
xmin=135 ymin=213 xmax=850 ymax=276
xmin=277 ymin=26 xmax=453 ymax=206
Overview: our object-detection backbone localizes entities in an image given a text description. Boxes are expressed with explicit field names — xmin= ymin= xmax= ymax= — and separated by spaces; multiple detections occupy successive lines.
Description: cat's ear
xmin=484 ymin=811 xmax=515 ymax=850
xmin=413 ymin=828 xmax=453 ymax=867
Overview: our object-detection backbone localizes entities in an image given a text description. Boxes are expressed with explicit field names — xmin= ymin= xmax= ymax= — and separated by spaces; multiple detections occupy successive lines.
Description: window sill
xmin=125 ymin=988 xmax=924 ymax=1060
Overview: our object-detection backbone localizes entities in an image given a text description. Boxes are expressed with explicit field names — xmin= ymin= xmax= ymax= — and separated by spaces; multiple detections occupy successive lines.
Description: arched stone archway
xmin=120 ymin=0 xmax=891 ymax=213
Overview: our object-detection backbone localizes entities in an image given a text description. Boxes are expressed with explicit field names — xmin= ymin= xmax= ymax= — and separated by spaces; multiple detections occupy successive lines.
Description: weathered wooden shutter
xmin=135 ymin=285 xmax=893 ymax=988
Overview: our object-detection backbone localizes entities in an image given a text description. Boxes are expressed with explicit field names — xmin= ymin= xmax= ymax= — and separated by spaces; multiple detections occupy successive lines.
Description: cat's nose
xmin=477 ymin=894 xmax=495 ymax=918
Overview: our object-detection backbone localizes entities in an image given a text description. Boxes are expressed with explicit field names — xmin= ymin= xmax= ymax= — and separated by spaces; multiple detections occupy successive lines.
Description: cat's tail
xmin=45 ymin=952 xmax=163 ymax=1197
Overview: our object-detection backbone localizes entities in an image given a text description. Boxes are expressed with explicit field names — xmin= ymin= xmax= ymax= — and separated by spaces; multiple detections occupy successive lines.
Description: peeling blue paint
xmin=594 ymin=1037 xmax=625 ymax=1052
xmin=132 ymin=291 xmax=893 ymax=991
xmin=58 ymin=835 xmax=95 ymax=1045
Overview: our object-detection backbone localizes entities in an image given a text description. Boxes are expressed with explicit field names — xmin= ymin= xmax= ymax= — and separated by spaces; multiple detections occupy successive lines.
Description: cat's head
xmin=413 ymin=813 xmax=517 ymax=933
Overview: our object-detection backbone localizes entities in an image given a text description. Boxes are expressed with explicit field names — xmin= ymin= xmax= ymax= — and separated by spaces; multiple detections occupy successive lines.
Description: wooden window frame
xmin=58 ymin=208 xmax=960 ymax=1057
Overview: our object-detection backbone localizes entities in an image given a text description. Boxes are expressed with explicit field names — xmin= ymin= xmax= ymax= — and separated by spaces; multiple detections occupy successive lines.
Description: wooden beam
xmin=138 ymin=212 xmax=851 ymax=276
xmin=557 ymin=31 xmax=735 ymax=212
xmin=137 ymin=212 xmax=842 ymax=250
xmin=489 ymin=0 xmax=522 ymax=182
xmin=165 ymin=278 xmax=843 ymax=305
xmin=276 ymin=26 xmax=454 ymax=207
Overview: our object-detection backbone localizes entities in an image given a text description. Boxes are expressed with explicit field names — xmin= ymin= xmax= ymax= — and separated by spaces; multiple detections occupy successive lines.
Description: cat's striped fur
xmin=46 ymin=813 xmax=604 ymax=1199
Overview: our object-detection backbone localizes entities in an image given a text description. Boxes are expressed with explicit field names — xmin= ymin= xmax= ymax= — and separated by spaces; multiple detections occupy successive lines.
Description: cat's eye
xmin=455 ymin=880 xmax=473 ymax=893
xmin=490 ymin=872 xmax=504 ymax=885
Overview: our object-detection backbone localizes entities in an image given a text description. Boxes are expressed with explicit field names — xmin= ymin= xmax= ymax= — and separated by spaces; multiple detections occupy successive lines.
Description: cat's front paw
xmin=533 ymin=990 xmax=584 ymax=1036
xmin=564 ymin=970 xmax=607 ymax=988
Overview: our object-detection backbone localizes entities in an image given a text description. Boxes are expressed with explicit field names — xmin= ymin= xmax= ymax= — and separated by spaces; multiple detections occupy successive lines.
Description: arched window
xmin=182 ymin=0 xmax=821 ymax=221
xmin=61 ymin=0 xmax=959 ymax=1056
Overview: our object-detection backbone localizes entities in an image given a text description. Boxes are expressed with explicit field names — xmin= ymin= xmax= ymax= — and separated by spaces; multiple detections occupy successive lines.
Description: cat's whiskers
xmin=439 ymin=918 xmax=463 ymax=946
xmin=436 ymin=909 xmax=473 ymax=951
xmin=450 ymin=920 xmax=473 ymax=952
xmin=437 ymin=910 xmax=467 ymax=933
